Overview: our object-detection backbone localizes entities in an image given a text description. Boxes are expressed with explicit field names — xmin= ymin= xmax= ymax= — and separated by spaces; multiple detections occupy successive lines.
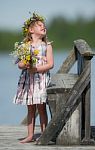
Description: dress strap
xmin=47 ymin=41 xmax=53 ymax=45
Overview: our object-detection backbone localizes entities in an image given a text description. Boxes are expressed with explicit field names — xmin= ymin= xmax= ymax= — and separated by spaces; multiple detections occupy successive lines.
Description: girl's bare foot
xmin=20 ymin=136 xmax=35 ymax=143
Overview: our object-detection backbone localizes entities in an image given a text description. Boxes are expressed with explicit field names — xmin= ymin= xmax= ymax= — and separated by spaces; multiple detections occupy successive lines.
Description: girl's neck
xmin=31 ymin=35 xmax=43 ymax=46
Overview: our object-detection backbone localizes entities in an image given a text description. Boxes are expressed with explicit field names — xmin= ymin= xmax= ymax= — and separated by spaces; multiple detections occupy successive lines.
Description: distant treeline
xmin=0 ymin=16 xmax=95 ymax=52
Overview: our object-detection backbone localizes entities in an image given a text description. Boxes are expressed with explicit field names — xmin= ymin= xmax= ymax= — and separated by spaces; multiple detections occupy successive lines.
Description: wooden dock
xmin=0 ymin=125 xmax=95 ymax=150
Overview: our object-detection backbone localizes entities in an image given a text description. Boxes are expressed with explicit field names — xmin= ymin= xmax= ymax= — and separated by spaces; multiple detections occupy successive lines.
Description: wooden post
xmin=82 ymin=59 xmax=92 ymax=144
xmin=74 ymin=39 xmax=95 ymax=144
xmin=77 ymin=54 xmax=91 ymax=143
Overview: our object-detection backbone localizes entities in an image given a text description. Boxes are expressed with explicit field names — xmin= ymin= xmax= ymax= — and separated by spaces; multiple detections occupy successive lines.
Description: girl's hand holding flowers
xmin=18 ymin=61 xmax=26 ymax=69
xmin=18 ymin=61 xmax=30 ymax=69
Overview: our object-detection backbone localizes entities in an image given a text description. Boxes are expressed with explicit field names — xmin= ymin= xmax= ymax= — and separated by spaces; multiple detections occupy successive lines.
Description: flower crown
xmin=22 ymin=12 xmax=45 ymax=37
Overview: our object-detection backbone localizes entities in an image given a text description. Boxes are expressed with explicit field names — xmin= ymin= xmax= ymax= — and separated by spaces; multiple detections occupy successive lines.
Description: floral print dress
xmin=13 ymin=43 xmax=50 ymax=105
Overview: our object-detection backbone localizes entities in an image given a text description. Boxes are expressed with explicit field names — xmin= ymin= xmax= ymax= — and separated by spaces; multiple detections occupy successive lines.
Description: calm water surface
xmin=0 ymin=51 xmax=95 ymax=125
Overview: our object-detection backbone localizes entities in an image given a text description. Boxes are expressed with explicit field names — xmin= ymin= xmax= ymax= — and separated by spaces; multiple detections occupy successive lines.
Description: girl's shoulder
xmin=41 ymin=41 xmax=53 ymax=47
xmin=47 ymin=41 xmax=53 ymax=45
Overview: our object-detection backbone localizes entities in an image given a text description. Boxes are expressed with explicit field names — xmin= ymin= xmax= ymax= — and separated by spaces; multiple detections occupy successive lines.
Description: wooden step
xmin=47 ymin=73 xmax=78 ymax=94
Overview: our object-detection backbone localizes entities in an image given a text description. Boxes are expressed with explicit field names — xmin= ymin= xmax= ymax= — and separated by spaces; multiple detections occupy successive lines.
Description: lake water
xmin=0 ymin=51 xmax=95 ymax=126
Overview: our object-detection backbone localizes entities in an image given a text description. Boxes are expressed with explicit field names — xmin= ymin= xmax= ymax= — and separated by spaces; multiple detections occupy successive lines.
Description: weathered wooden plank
xmin=58 ymin=49 xmax=76 ymax=73
xmin=1 ymin=125 xmax=95 ymax=149
xmin=80 ymin=59 xmax=91 ymax=143
xmin=82 ymin=83 xmax=91 ymax=142
xmin=47 ymin=73 xmax=78 ymax=94
xmin=74 ymin=39 xmax=95 ymax=56
xmin=37 ymin=63 xmax=90 ymax=145
xmin=77 ymin=48 xmax=92 ymax=143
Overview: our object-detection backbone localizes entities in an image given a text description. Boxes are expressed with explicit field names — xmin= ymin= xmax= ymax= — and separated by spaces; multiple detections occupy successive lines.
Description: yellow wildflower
xmin=26 ymin=55 xmax=31 ymax=61
xmin=34 ymin=49 xmax=39 ymax=55
xmin=22 ymin=59 xmax=27 ymax=65
xmin=24 ymin=28 xmax=28 ymax=32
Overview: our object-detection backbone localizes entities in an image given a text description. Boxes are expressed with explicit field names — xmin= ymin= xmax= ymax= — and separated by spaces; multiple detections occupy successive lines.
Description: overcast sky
xmin=0 ymin=0 xmax=95 ymax=30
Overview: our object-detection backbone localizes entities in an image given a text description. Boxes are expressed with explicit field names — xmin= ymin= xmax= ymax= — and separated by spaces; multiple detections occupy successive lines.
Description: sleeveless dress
xmin=13 ymin=43 xmax=50 ymax=105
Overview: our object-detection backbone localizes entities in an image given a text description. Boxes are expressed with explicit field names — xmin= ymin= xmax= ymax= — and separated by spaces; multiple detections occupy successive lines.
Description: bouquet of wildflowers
xmin=13 ymin=41 xmax=31 ymax=64
xmin=10 ymin=41 xmax=40 ymax=66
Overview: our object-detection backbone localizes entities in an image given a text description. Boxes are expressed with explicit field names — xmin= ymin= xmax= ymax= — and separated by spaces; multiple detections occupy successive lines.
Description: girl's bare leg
xmin=20 ymin=104 xmax=36 ymax=143
xmin=37 ymin=103 xmax=48 ymax=133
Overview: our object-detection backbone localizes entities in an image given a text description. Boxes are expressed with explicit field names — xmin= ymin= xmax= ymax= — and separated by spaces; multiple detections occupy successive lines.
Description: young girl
xmin=13 ymin=12 xmax=54 ymax=143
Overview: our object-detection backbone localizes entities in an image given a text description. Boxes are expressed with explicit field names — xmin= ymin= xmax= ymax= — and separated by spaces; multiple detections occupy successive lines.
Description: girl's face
xmin=30 ymin=21 xmax=46 ymax=37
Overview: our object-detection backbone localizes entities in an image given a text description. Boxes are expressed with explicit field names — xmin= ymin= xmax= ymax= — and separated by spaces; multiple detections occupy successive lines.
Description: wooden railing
xmin=37 ymin=39 xmax=95 ymax=145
